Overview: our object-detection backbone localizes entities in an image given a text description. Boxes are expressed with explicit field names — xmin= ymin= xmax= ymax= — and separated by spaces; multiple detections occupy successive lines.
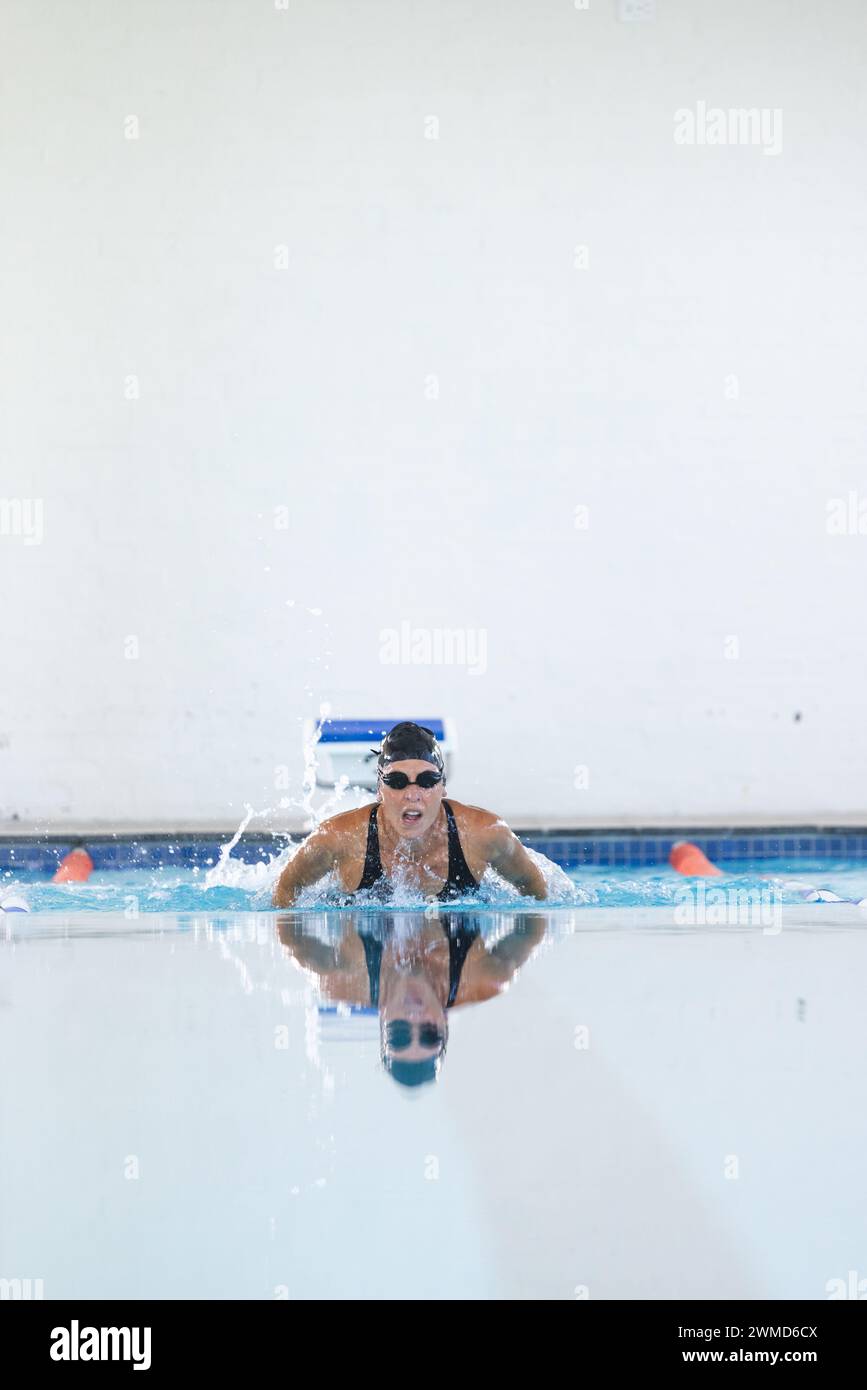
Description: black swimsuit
xmin=355 ymin=799 xmax=479 ymax=903
xmin=359 ymin=917 xmax=481 ymax=1009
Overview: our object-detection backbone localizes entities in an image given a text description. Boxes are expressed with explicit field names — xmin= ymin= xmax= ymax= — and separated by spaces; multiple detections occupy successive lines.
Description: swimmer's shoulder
xmin=311 ymin=804 xmax=374 ymax=853
xmin=444 ymin=799 xmax=513 ymax=847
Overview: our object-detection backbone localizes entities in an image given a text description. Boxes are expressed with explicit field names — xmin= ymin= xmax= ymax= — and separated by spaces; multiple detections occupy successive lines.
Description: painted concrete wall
xmin=2 ymin=0 xmax=866 ymax=829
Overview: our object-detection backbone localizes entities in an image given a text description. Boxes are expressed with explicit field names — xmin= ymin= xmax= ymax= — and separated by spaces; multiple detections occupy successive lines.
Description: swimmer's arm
xmin=460 ymin=917 xmax=547 ymax=1001
xmin=487 ymin=916 xmax=547 ymax=964
xmin=276 ymin=916 xmax=339 ymax=971
xmin=271 ymin=828 xmax=336 ymax=907
xmin=481 ymin=917 xmax=547 ymax=985
xmin=485 ymin=822 xmax=548 ymax=900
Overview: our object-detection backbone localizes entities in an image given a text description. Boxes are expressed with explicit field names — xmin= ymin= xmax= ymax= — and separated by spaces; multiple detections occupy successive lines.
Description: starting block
xmin=302 ymin=717 xmax=456 ymax=791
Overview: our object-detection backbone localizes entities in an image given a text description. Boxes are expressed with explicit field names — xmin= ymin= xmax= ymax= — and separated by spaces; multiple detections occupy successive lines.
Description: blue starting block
xmin=302 ymin=718 xmax=456 ymax=790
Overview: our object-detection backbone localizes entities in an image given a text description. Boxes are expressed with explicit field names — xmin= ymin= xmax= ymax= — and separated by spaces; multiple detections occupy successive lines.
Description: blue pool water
xmin=3 ymin=894 xmax=867 ymax=1298
xmin=3 ymin=853 xmax=867 ymax=913
xmin=4 ymin=832 xmax=867 ymax=1298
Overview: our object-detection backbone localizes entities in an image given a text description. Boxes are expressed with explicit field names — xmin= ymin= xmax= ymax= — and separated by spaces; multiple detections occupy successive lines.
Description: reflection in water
xmin=276 ymin=910 xmax=549 ymax=1087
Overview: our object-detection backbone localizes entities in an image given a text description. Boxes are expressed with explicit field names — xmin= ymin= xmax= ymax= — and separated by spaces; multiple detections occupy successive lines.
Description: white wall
xmin=2 ymin=0 xmax=866 ymax=830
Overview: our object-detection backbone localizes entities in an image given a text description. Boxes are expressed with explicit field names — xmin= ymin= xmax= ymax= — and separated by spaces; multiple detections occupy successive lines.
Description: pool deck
xmin=5 ymin=814 xmax=867 ymax=837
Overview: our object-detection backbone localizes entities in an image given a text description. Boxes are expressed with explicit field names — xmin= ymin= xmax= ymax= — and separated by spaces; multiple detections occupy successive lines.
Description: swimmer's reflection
xmin=276 ymin=911 xmax=548 ymax=1088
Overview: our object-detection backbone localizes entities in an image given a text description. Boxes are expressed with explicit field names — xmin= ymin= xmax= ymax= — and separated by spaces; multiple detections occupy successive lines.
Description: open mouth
xmin=401 ymin=809 xmax=423 ymax=826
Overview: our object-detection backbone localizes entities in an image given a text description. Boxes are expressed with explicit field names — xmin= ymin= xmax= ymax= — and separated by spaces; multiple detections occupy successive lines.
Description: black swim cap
xmin=373 ymin=721 xmax=445 ymax=772
xmin=385 ymin=1056 xmax=440 ymax=1088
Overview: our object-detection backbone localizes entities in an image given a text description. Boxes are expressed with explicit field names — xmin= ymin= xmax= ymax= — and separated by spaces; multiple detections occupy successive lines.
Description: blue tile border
xmin=3 ymin=829 xmax=867 ymax=874
xmin=525 ymin=832 xmax=867 ymax=868
xmin=0 ymin=836 xmax=294 ymax=874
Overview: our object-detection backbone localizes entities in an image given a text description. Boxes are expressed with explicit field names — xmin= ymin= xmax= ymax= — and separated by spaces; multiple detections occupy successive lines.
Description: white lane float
xmin=0 ymin=889 xmax=30 ymax=913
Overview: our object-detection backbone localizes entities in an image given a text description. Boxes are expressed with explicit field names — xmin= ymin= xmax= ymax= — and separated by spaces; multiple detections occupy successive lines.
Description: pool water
xmin=3 ymin=854 xmax=867 ymax=914
xmin=2 ymin=899 xmax=866 ymax=1298
xmin=3 ymin=835 xmax=866 ymax=1297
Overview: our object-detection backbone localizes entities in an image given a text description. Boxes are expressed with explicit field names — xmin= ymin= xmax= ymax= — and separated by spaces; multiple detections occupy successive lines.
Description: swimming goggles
xmin=386 ymin=1021 xmax=444 ymax=1050
xmin=379 ymin=770 xmax=443 ymax=790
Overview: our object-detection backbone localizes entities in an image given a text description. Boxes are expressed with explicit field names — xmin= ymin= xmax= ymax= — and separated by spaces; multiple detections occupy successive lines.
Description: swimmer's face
xmin=381 ymin=974 xmax=448 ymax=1065
xmin=377 ymin=758 xmax=445 ymax=839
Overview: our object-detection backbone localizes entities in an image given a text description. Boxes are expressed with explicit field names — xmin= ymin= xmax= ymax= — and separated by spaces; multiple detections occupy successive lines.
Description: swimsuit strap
xmin=437 ymin=800 xmax=480 ymax=901
xmin=444 ymin=917 xmax=481 ymax=1007
xmin=359 ymin=930 xmax=384 ymax=1007
xmin=356 ymin=803 xmax=386 ymax=892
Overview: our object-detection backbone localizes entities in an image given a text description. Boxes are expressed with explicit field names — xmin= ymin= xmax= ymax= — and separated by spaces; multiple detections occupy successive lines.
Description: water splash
xmin=7 ymin=856 xmax=867 ymax=916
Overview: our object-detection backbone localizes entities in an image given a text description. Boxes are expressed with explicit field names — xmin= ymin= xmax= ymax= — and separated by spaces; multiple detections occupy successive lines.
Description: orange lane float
xmin=669 ymin=840 xmax=723 ymax=877
xmin=52 ymin=846 xmax=94 ymax=883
